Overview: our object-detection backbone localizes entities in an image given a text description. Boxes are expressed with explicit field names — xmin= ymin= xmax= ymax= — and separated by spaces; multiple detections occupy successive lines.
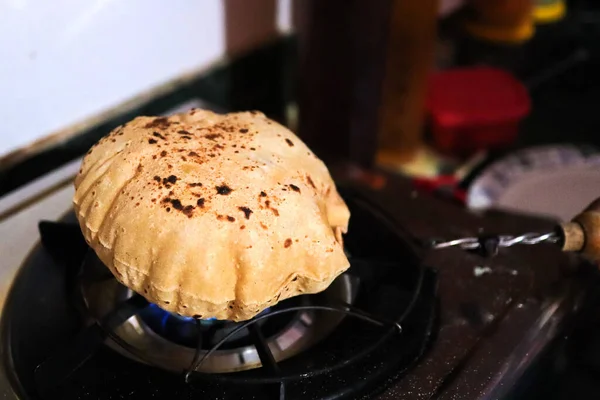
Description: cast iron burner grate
xmin=1 ymin=188 xmax=438 ymax=400
xmin=76 ymin=246 xmax=362 ymax=375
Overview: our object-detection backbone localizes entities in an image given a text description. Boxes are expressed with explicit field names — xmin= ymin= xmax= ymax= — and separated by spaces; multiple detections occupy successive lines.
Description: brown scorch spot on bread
xmin=73 ymin=109 xmax=350 ymax=321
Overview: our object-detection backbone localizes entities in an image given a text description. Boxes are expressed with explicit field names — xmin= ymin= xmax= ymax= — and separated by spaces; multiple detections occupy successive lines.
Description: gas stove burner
xmin=78 ymin=250 xmax=358 ymax=373
xmin=138 ymin=303 xmax=271 ymax=348
xmin=3 ymin=188 xmax=438 ymax=400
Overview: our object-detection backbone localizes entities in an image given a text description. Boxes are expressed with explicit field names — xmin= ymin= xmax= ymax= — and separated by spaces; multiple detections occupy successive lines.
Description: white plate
xmin=466 ymin=145 xmax=600 ymax=221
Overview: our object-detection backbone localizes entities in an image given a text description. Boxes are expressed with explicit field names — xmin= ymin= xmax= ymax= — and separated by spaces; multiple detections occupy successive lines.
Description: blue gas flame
xmin=138 ymin=303 xmax=272 ymax=347
xmin=145 ymin=303 xmax=216 ymax=329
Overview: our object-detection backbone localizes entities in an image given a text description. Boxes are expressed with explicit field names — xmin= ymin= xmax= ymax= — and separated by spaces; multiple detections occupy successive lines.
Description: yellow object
xmin=464 ymin=19 xmax=534 ymax=43
xmin=378 ymin=146 xmax=450 ymax=178
xmin=463 ymin=0 xmax=535 ymax=44
xmin=533 ymin=0 xmax=566 ymax=24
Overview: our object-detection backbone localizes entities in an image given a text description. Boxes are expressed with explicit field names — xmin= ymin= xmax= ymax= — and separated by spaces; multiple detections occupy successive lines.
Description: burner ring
xmin=77 ymin=251 xmax=357 ymax=373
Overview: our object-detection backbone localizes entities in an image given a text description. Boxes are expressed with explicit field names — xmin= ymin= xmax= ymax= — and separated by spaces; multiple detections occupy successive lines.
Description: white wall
xmin=1 ymin=1 xmax=232 ymax=157
xmin=0 ymin=0 xmax=294 ymax=158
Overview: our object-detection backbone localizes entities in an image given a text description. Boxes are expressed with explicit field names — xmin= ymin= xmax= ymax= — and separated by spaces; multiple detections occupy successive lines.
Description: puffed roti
xmin=73 ymin=109 xmax=350 ymax=321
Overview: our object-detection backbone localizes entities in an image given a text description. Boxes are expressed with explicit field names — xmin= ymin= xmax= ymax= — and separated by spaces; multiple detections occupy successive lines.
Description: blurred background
xmin=2 ymin=0 xmax=600 ymax=222
xmin=0 ymin=0 xmax=459 ymax=159
xmin=2 ymin=1 xmax=600 ymax=397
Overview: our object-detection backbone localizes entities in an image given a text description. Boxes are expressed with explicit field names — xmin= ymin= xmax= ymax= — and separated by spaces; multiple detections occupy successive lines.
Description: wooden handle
xmin=559 ymin=198 xmax=600 ymax=261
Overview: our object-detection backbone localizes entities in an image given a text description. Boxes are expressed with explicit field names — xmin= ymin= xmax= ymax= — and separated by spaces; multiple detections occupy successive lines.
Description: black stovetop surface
xmin=3 ymin=173 xmax=600 ymax=400
xmin=2 ymin=187 xmax=437 ymax=400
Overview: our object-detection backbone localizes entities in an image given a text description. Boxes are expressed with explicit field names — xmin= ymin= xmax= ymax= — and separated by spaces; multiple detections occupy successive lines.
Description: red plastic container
xmin=426 ymin=67 xmax=530 ymax=157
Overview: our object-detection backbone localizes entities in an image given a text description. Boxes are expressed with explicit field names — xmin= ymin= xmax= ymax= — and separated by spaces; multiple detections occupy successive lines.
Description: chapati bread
xmin=73 ymin=109 xmax=350 ymax=321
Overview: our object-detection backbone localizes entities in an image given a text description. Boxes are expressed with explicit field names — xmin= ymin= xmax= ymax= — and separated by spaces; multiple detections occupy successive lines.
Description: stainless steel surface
xmin=0 ymin=180 xmax=76 ymax=400
xmin=0 ymin=157 xmax=81 ymax=222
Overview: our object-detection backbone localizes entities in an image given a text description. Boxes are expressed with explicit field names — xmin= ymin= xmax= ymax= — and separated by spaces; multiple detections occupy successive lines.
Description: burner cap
xmin=78 ymin=250 xmax=357 ymax=373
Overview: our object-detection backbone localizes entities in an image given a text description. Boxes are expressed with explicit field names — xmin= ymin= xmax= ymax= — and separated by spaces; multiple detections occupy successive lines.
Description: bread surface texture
xmin=73 ymin=109 xmax=350 ymax=321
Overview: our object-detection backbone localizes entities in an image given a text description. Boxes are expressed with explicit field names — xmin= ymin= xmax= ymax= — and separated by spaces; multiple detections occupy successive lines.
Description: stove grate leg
xmin=249 ymin=324 xmax=286 ymax=400
xmin=34 ymin=294 xmax=148 ymax=396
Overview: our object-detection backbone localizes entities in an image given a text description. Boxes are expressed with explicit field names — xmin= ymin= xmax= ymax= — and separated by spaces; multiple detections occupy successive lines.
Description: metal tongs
xmin=429 ymin=198 xmax=600 ymax=261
